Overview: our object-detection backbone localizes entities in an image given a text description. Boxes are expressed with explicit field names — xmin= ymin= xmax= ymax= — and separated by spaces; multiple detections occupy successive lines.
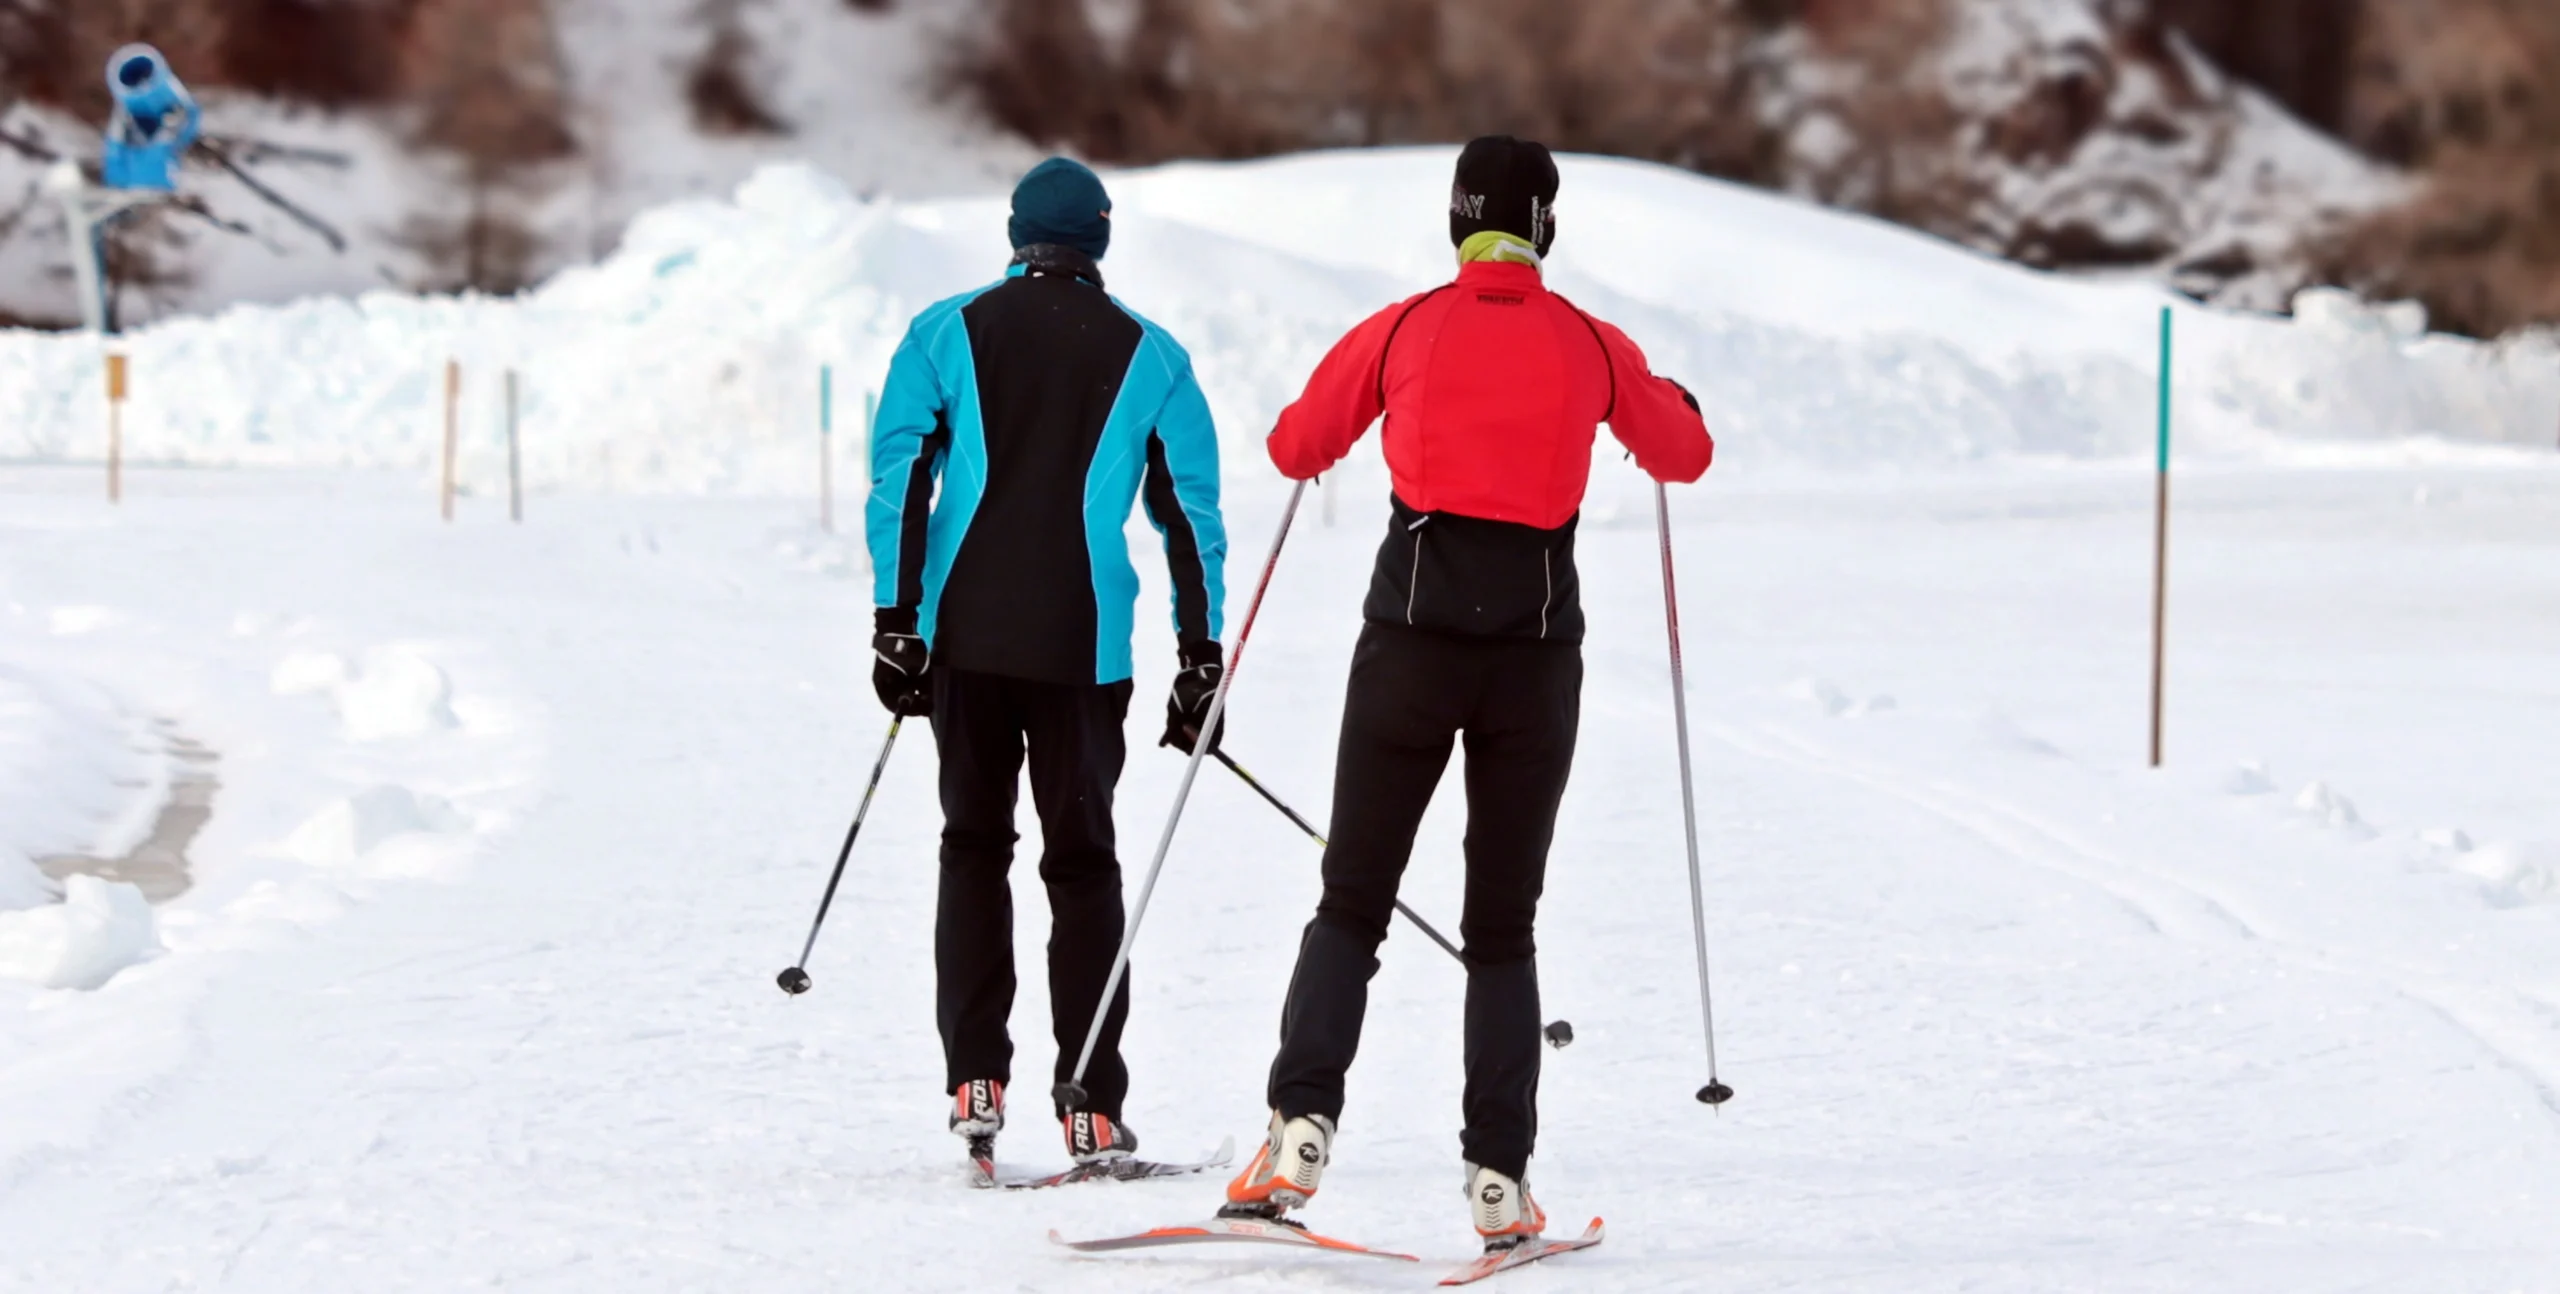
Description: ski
xmin=1050 ymin=1211 xmax=1420 ymax=1262
xmin=1438 ymin=1218 xmax=1604 ymax=1285
xmin=988 ymin=1136 xmax=1235 ymax=1191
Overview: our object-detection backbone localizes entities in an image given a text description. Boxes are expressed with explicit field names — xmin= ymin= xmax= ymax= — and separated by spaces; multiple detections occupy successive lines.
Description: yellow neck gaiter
xmin=1458 ymin=230 xmax=1543 ymax=269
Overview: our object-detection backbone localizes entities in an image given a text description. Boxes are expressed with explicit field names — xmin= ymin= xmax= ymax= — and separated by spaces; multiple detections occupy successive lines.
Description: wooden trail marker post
xmin=819 ymin=365 xmax=834 ymax=533
xmin=2149 ymin=306 xmax=2173 ymax=769
xmin=441 ymin=359 xmax=460 ymax=523
xmin=105 ymin=351 xmax=128 ymax=504
xmin=506 ymin=368 xmax=523 ymax=523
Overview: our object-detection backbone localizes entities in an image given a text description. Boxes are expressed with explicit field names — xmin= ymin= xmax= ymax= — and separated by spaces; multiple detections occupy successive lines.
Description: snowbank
xmin=1 ymin=151 xmax=2553 ymax=491
xmin=0 ymin=875 xmax=159 ymax=990
xmin=272 ymin=646 xmax=460 ymax=743
xmin=0 ymin=664 xmax=161 ymax=913
xmin=282 ymin=784 xmax=466 ymax=868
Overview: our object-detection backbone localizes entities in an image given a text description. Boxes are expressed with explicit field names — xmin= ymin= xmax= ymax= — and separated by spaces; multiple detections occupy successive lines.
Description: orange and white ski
xmin=1050 ymin=1213 xmax=1419 ymax=1262
xmin=1439 ymin=1218 xmax=1605 ymax=1285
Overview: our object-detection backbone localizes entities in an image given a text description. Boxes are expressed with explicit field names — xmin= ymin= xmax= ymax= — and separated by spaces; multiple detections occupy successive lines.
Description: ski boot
xmin=952 ymin=1079 xmax=1003 ymax=1181
xmin=1064 ymin=1111 xmax=1138 ymax=1165
xmin=1465 ymin=1162 xmax=1548 ymax=1252
xmin=1221 ymin=1111 xmax=1334 ymax=1219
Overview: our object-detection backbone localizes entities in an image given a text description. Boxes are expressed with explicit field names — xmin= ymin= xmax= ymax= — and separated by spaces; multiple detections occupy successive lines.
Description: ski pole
xmin=1056 ymin=482 xmax=1307 ymax=1109
xmin=1656 ymin=482 xmax=1733 ymax=1106
xmin=1213 ymin=749 xmax=1575 ymax=1049
xmin=776 ymin=716 xmax=903 ymax=995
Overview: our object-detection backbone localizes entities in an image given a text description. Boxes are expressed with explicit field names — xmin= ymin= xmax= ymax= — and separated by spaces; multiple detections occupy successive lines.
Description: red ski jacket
xmin=1269 ymin=261 xmax=1713 ymax=641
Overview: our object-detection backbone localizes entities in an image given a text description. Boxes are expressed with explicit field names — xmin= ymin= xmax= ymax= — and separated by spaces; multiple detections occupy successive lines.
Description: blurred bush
xmin=942 ymin=0 xmax=2560 ymax=338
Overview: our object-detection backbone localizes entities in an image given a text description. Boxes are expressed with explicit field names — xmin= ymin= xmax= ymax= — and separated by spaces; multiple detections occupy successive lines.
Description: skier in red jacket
xmin=1226 ymin=137 xmax=1712 ymax=1249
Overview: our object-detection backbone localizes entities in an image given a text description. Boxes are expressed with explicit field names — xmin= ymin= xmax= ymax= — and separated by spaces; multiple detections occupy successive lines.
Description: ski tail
xmin=966 ymin=1133 xmax=997 ymax=1189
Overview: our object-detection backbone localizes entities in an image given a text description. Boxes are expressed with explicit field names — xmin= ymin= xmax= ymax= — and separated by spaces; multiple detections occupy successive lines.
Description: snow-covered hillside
xmin=1 ymin=150 xmax=2551 ymax=496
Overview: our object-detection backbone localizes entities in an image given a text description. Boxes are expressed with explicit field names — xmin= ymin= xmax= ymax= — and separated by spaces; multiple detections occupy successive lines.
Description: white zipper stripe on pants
xmin=1406 ymin=520 xmax=1426 ymax=624
xmin=1540 ymin=549 xmax=1552 ymax=638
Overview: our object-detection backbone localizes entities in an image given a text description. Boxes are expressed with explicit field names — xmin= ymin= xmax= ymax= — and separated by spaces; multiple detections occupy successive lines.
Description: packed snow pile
xmin=280 ymin=785 xmax=467 ymax=869
xmin=273 ymin=647 xmax=460 ymax=744
xmin=0 ymin=664 xmax=161 ymax=914
xmin=0 ymin=150 xmax=2552 ymax=493
xmin=0 ymin=875 xmax=160 ymax=991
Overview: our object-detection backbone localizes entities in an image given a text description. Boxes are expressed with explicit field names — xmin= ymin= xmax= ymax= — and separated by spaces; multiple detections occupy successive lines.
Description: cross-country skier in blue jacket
xmin=866 ymin=157 xmax=1228 ymax=1178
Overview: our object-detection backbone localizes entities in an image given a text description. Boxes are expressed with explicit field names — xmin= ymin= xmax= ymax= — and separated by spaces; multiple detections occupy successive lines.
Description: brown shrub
xmin=2343 ymin=0 xmax=2560 ymax=166
xmin=2153 ymin=0 xmax=2355 ymax=136
xmin=2305 ymin=0 xmax=2560 ymax=334
xmin=396 ymin=0 xmax=574 ymax=292
xmin=940 ymin=0 xmax=1769 ymax=177
xmin=30 ymin=0 xmax=230 ymax=121
xmin=1788 ymin=0 xmax=1983 ymax=239
xmin=688 ymin=0 xmax=790 ymax=136
xmin=2317 ymin=154 xmax=2560 ymax=338
xmin=219 ymin=0 xmax=415 ymax=109
xmin=0 ymin=0 xmax=414 ymax=115
xmin=938 ymin=0 xmax=1191 ymax=160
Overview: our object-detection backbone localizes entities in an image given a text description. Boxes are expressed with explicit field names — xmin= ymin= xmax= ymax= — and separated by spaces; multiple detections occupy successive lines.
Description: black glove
xmin=1160 ymin=640 xmax=1225 ymax=754
xmin=872 ymin=608 xmax=932 ymax=717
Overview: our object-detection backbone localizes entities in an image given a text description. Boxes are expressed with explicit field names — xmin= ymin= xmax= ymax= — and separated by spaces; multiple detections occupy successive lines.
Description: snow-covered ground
xmin=0 ymin=454 xmax=2555 ymax=1291
xmin=3 ymin=147 xmax=2557 ymax=1289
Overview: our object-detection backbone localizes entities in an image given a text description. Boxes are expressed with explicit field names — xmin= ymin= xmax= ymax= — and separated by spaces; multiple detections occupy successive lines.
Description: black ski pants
xmin=1267 ymin=623 xmax=1582 ymax=1181
xmin=931 ymin=666 xmax=1136 ymax=1120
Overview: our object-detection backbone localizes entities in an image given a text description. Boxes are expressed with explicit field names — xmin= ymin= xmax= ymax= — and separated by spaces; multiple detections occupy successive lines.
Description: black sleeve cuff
xmin=876 ymin=606 xmax=919 ymax=636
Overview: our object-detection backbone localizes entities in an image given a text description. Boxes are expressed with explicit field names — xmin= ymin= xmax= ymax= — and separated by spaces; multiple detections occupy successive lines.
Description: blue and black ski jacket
xmin=867 ymin=245 xmax=1227 ymax=687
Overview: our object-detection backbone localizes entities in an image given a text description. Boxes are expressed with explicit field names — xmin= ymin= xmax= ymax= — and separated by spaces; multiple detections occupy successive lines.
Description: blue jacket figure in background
xmin=101 ymin=44 xmax=199 ymax=192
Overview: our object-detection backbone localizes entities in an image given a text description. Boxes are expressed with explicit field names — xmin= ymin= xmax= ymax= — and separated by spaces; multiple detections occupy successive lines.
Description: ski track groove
xmin=1706 ymin=718 xmax=2560 ymax=1127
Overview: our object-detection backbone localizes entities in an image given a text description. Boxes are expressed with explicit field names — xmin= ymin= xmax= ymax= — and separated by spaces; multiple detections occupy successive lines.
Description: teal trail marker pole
xmin=819 ymin=365 xmax=834 ymax=533
xmin=2150 ymin=307 xmax=2173 ymax=769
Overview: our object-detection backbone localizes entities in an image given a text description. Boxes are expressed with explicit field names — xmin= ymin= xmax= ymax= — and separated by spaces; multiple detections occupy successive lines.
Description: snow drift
xmin=0 ymin=664 xmax=162 ymax=915
xmin=0 ymin=875 xmax=159 ymax=991
xmin=0 ymin=150 xmax=2551 ymax=493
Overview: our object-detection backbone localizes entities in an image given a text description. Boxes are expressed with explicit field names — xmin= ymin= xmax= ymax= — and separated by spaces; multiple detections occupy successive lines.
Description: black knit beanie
xmin=1448 ymin=135 xmax=1559 ymax=257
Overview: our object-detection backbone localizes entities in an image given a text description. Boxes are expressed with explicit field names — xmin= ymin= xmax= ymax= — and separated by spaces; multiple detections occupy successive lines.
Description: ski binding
xmin=981 ymin=1135 xmax=1235 ymax=1191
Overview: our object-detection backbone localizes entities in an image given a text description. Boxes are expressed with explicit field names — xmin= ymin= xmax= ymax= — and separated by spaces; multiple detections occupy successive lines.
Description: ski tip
xmin=1435 ymin=1219 xmax=1606 ymax=1285
xmin=1211 ymin=1133 xmax=1237 ymax=1164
